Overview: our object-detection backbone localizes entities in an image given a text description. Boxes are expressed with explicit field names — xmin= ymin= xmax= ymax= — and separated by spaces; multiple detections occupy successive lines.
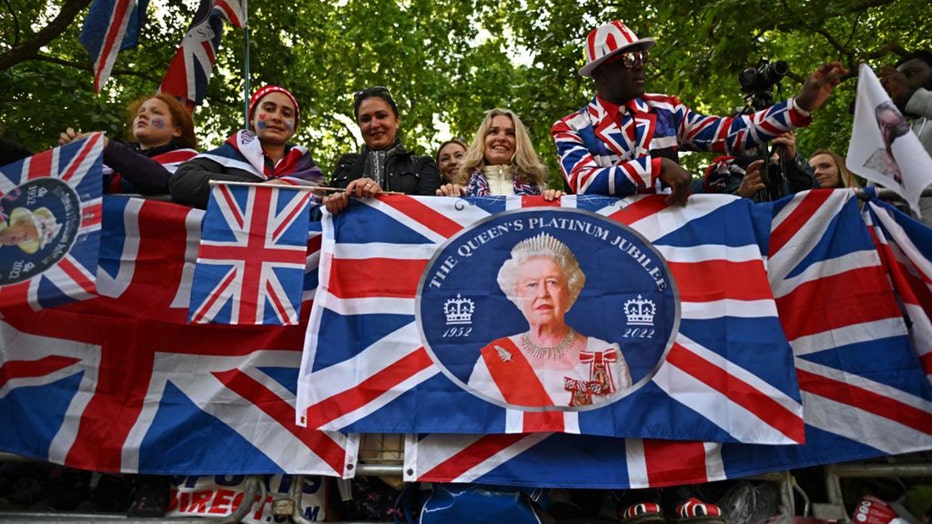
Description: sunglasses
xmin=354 ymin=86 xmax=391 ymax=101
xmin=607 ymin=49 xmax=649 ymax=69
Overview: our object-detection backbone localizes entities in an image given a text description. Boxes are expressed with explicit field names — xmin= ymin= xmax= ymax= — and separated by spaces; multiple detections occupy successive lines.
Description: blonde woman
xmin=808 ymin=149 xmax=860 ymax=188
xmin=436 ymin=108 xmax=561 ymax=199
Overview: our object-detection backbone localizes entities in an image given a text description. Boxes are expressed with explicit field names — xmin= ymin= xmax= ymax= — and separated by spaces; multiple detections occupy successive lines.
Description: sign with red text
xmin=166 ymin=474 xmax=327 ymax=522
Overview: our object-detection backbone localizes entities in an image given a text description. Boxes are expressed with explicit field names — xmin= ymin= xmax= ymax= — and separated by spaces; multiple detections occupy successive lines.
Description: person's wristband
xmin=791 ymin=97 xmax=811 ymax=117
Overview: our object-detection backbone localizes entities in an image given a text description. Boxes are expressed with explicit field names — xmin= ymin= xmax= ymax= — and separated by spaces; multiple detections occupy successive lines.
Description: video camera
xmin=734 ymin=58 xmax=792 ymax=202
xmin=738 ymin=58 xmax=788 ymax=94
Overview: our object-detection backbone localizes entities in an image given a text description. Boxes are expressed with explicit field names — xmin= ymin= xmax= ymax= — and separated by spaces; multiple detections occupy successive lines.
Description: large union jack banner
xmin=0 ymin=135 xmax=104 ymax=310
xmin=189 ymin=183 xmax=312 ymax=325
xmin=296 ymin=193 xmax=805 ymax=443
xmin=404 ymin=190 xmax=932 ymax=488
xmin=0 ymin=196 xmax=356 ymax=476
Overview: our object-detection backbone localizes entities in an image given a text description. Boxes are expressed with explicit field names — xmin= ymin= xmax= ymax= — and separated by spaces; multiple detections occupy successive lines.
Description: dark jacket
xmin=170 ymin=131 xmax=323 ymax=209
xmin=104 ymin=140 xmax=197 ymax=195
xmin=330 ymin=144 xmax=441 ymax=195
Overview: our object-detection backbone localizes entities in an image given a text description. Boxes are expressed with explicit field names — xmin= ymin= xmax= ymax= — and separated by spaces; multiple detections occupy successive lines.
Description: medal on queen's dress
xmin=563 ymin=377 xmax=601 ymax=406
xmin=563 ymin=348 xmax=619 ymax=405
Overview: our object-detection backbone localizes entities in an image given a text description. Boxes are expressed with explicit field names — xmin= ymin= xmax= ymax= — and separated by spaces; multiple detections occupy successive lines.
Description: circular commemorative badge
xmin=0 ymin=178 xmax=81 ymax=285
xmin=416 ymin=208 xmax=679 ymax=411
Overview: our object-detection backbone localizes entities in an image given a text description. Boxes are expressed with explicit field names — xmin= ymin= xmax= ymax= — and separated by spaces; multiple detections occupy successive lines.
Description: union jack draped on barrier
xmin=0 ymin=196 xmax=355 ymax=476
xmin=405 ymin=191 xmax=932 ymax=488
xmin=0 ymin=135 xmax=104 ymax=310
xmin=296 ymin=193 xmax=805 ymax=443
xmin=862 ymin=197 xmax=932 ymax=381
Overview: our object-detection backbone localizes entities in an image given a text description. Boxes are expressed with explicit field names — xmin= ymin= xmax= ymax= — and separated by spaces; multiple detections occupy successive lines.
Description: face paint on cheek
xmin=284 ymin=119 xmax=295 ymax=131
xmin=254 ymin=113 xmax=270 ymax=131
xmin=150 ymin=117 xmax=167 ymax=130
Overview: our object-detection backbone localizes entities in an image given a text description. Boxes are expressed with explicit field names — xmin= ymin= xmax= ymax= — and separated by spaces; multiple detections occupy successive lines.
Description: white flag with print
xmin=847 ymin=63 xmax=932 ymax=216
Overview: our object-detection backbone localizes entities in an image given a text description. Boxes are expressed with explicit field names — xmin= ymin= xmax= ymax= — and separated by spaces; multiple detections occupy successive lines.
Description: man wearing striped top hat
xmin=552 ymin=20 xmax=846 ymax=206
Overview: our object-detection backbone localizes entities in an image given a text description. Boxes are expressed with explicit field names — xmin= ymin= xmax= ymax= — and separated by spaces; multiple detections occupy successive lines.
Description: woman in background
xmin=809 ymin=149 xmax=860 ymax=188
xmin=435 ymin=138 xmax=467 ymax=184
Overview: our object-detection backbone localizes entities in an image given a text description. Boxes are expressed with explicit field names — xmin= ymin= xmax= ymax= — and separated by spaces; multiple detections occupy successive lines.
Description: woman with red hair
xmin=59 ymin=93 xmax=198 ymax=195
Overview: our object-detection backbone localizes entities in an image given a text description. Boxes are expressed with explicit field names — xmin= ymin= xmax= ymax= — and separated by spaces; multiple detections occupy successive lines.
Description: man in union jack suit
xmin=549 ymin=19 xmax=848 ymax=523
xmin=551 ymin=20 xmax=846 ymax=206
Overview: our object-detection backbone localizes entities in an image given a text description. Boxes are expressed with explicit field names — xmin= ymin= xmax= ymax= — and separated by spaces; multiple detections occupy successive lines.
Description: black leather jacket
xmin=329 ymin=143 xmax=441 ymax=195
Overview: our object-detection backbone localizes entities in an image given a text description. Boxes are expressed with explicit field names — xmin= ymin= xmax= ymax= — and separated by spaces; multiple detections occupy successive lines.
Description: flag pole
xmin=242 ymin=0 xmax=250 ymax=128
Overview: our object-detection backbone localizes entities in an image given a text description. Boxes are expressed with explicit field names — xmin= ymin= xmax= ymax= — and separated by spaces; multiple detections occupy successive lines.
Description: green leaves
xmin=0 ymin=0 xmax=927 ymax=186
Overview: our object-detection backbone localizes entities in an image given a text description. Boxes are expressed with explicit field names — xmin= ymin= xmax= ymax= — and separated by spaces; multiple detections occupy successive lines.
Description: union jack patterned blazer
xmin=551 ymin=94 xmax=811 ymax=196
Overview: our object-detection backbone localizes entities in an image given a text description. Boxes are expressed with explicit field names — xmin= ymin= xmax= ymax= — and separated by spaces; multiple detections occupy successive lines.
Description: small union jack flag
xmin=0 ymin=135 xmax=104 ymax=310
xmin=159 ymin=0 xmax=244 ymax=107
xmin=213 ymin=0 xmax=246 ymax=28
xmin=189 ymin=183 xmax=312 ymax=325
xmin=79 ymin=0 xmax=149 ymax=93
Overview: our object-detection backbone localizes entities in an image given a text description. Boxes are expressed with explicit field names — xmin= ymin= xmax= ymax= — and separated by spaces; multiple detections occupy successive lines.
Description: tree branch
xmin=0 ymin=0 xmax=92 ymax=71
xmin=2 ymin=0 xmax=21 ymax=49
xmin=30 ymin=53 xmax=160 ymax=82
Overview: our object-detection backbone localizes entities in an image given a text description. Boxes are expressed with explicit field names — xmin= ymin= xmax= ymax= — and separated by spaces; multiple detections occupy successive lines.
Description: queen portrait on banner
xmin=467 ymin=233 xmax=632 ymax=408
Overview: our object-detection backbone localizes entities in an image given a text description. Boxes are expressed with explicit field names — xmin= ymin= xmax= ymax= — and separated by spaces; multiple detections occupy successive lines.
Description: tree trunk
xmin=0 ymin=0 xmax=93 ymax=72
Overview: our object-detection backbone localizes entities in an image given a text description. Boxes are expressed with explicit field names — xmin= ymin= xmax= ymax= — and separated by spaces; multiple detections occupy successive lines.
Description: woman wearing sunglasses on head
xmin=324 ymin=86 xmax=441 ymax=214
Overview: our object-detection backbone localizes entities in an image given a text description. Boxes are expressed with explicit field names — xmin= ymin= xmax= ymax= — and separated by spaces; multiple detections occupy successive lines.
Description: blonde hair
xmin=810 ymin=149 xmax=860 ymax=188
xmin=456 ymin=108 xmax=547 ymax=187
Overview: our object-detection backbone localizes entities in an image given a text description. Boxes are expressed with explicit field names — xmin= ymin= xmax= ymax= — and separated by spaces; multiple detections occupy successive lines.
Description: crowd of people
xmin=0 ymin=16 xmax=930 ymax=524
xmin=4 ymin=24 xmax=924 ymax=221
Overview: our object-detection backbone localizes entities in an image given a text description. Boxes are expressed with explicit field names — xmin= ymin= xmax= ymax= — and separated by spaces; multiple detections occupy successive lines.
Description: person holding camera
xmin=552 ymin=19 xmax=845 ymax=206
xmin=695 ymin=131 xmax=818 ymax=201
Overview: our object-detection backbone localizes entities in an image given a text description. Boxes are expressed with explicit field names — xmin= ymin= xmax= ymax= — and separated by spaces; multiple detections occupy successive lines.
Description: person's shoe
xmin=127 ymin=476 xmax=169 ymax=518
xmin=620 ymin=502 xmax=665 ymax=524
xmin=673 ymin=498 xmax=725 ymax=524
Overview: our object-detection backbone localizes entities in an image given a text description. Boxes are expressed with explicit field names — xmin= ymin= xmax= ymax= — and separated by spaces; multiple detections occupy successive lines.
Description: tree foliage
xmin=1 ymin=0 xmax=928 ymax=186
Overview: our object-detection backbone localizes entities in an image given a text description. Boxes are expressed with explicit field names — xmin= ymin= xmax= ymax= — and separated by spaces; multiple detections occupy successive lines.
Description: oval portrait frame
xmin=0 ymin=178 xmax=81 ymax=286
xmin=415 ymin=207 xmax=680 ymax=412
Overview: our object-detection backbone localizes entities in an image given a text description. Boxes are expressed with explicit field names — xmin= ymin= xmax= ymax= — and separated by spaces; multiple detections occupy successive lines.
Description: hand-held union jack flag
xmin=213 ymin=0 xmax=246 ymax=28
xmin=79 ymin=0 xmax=149 ymax=93
xmin=159 ymin=0 xmax=243 ymax=107
xmin=189 ymin=182 xmax=312 ymax=325
xmin=0 ymin=135 xmax=104 ymax=310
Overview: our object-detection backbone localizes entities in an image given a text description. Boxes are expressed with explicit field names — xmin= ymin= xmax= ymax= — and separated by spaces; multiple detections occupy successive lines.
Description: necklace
xmin=520 ymin=329 xmax=577 ymax=360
